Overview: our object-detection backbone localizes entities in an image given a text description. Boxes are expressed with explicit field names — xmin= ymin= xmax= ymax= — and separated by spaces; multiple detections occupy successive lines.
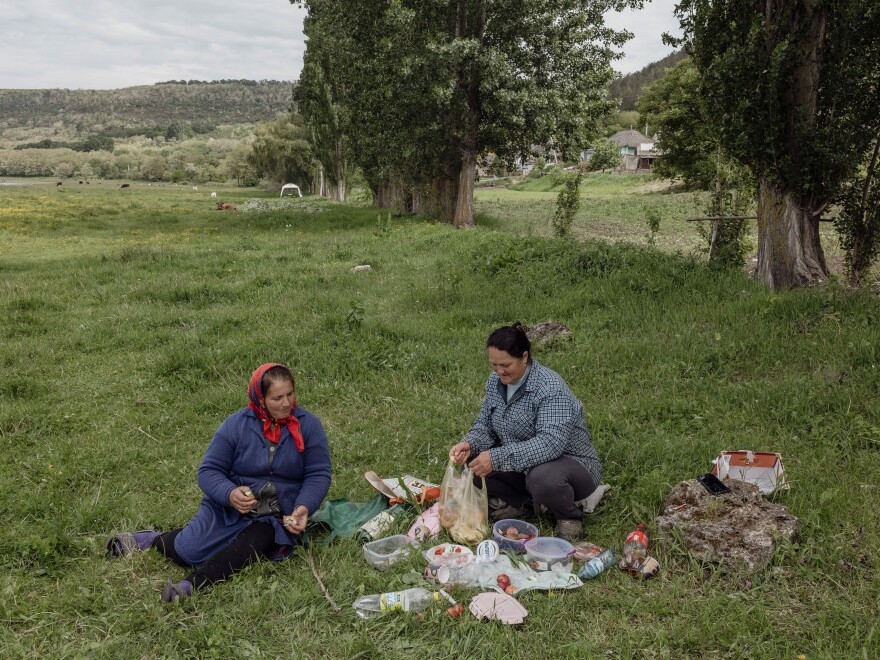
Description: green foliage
xmin=552 ymin=170 xmax=583 ymax=238
xmin=645 ymin=209 xmax=661 ymax=246
xmin=673 ymin=1 xmax=880 ymax=203
xmin=0 ymin=82 xmax=292 ymax=133
xmin=527 ymin=157 xmax=547 ymax=179
xmin=299 ymin=0 xmax=640 ymax=223
xmin=835 ymin=141 xmax=880 ymax=286
xmin=247 ymin=113 xmax=317 ymax=187
xmin=588 ymin=138 xmax=622 ymax=173
xmin=698 ymin=155 xmax=755 ymax=270
xmin=608 ymin=50 xmax=689 ymax=111
xmin=638 ymin=59 xmax=716 ymax=189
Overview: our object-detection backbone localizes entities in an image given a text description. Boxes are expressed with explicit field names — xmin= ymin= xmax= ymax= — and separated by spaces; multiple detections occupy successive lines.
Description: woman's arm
xmin=197 ymin=417 xmax=243 ymax=507
xmin=291 ymin=414 xmax=332 ymax=516
xmin=461 ymin=378 xmax=497 ymax=456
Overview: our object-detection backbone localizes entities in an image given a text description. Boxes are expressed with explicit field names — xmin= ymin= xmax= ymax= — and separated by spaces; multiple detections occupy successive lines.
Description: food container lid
xmin=523 ymin=536 xmax=575 ymax=560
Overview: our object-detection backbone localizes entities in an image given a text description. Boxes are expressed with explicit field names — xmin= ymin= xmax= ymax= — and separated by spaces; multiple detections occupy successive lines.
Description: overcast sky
xmin=1 ymin=1 xmax=682 ymax=90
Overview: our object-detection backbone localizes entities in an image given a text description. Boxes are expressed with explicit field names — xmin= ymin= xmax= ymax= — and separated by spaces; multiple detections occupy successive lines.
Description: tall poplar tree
xmin=297 ymin=0 xmax=642 ymax=226
xmin=673 ymin=0 xmax=880 ymax=290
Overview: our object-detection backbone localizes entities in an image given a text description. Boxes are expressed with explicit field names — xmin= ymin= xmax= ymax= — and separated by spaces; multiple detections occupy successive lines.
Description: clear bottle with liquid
xmin=352 ymin=587 xmax=440 ymax=619
xmin=621 ymin=523 xmax=649 ymax=573
xmin=578 ymin=549 xmax=617 ymax=579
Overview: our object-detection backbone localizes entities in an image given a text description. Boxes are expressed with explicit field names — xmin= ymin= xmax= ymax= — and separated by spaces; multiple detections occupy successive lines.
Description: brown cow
xmin=120 ymin=183 xmax=130 ymax=188
xmin=216 ymin=202 xmax=237 ymax=211
xmin=56 ymin=181 xmax=62 ymax=186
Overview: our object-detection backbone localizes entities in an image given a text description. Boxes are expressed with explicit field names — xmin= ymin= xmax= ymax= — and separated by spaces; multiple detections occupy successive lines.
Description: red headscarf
xmin=247 ymin=363 xmax=304 ymax=452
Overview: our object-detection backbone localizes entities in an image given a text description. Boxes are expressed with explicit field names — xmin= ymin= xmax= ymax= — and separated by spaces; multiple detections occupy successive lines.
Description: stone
xmin=524 ymin=322 xmax=572 ymax=345
xmin=655 ymin=478 xmax=799 ymax=574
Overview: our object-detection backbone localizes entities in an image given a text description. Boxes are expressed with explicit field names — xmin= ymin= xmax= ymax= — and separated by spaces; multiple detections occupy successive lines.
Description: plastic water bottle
xmin=623 ymin=523 xmax=649 ymax=564
xmin=352 ymin=587 xmax=440 ymax=619
xmin=578 ymin=549 xmax=617 ymax=579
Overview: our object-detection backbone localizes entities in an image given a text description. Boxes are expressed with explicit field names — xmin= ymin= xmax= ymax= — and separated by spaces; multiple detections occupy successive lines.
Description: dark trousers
xmin=153 ymin=522 xmax=277 ymax=590
xmin=482 ymin=455 xmax=598 ymax=521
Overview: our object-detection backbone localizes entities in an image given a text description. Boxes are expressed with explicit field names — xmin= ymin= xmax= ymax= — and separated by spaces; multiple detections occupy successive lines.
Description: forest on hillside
xmin=608 ymin=50 xmax=688 ymax=110
xmin=0 ymin=81 xmax=293 ymax=133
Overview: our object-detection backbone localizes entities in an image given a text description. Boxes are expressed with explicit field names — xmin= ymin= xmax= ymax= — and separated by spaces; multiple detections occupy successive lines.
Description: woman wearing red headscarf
xmin=106 ymin=363 xmax=332 ymax=602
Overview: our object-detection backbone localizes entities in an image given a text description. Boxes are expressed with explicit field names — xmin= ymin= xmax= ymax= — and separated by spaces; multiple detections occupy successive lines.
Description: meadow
xmin=1 ymin=178 xmax=878 ymax=658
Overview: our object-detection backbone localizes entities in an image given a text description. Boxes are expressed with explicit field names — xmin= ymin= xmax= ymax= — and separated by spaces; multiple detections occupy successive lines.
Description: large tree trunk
xmin=334 ymin=138 xmax=346 ymax=202
xmin=452 ymin=146 xmax=477 ymax=228
xmin=756 ymin=178 xmax=828 ymax=290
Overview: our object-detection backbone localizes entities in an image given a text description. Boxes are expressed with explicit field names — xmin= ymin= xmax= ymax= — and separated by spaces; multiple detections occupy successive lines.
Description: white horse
xmin=280 ymin=183 xmax=302 ymax=197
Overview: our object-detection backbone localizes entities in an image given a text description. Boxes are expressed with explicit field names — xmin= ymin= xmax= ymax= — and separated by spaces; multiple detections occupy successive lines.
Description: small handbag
xmin=245 ymin=481 xmax=282 ymax=518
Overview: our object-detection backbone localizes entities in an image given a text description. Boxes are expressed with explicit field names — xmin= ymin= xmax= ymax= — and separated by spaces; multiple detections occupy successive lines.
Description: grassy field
xmin=481 ymin=174 xmax=848 ymax=275
xmin=1 ymin=178 xmax=878 ymax=658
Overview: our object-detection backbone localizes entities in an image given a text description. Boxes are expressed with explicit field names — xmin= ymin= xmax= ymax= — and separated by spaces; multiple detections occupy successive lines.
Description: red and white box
xmin=712 ymin=450 xmax=788 ymax=495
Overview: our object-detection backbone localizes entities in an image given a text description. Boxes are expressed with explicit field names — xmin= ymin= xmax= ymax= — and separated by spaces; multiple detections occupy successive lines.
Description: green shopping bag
xmin=308 ymin=493 xmax=389 ymax=543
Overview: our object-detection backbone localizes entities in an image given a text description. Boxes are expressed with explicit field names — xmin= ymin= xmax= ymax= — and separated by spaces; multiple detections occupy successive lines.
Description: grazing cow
xmin=211 ymin=192 xmax=217 ymax=198
xmin=121 ymin=183 xmax=130 ymax=188
xmin=193 ymin=186 xmax=198 ymax=191
xmin=216 ymin=202 xmax=237 ymax=211
xmin=79 ymin=180 xmax=83 ymax=184
xmin=56 ymin=181 xmax=62 ymax=186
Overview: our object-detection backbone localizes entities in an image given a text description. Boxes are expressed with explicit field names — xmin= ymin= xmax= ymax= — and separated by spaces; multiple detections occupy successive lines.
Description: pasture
xmin=1 ymin=179 xmax=878 ymax=658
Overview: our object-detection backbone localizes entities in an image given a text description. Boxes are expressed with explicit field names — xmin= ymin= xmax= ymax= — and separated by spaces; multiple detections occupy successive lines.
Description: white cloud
xmin=1 ymin=0 xmax=308 ymax=89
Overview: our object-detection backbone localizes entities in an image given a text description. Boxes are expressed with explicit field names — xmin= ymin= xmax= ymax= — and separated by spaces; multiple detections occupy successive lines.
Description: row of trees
xmin=638 ymin=0 xmax=879 ymax=290
xmin=0 ymin=142 xmax=258 ymax=185
xmin=293 ymin=0 xmax=643 ymax=227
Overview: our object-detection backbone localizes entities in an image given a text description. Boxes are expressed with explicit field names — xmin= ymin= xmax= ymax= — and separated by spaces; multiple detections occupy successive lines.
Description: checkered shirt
xmin=464 ymin=360 xmax=602 ymax=484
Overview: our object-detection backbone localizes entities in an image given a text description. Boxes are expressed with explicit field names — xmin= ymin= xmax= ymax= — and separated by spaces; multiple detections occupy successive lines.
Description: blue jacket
xmin=464 ymin=360 xmax=601 ymax=485
xmin=173 ymin=406 xmax=332 ymax=566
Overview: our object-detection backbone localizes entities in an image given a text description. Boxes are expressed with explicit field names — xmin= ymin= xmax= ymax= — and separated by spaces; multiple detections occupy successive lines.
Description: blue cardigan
xmin=173 ymin=406 xmax=332 ymax=566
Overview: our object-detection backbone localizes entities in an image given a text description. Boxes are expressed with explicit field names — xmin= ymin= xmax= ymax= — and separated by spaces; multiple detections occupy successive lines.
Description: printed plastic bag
xmin=438 ymin=460 xmax=488 ymax=545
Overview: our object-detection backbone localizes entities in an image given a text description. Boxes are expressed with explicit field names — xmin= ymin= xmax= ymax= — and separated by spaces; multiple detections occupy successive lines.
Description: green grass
xmin=1 ymin=180 xmax=878 ymax=658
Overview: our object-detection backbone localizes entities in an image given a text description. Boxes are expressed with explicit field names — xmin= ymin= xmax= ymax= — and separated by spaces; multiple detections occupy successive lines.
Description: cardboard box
xmin=712 ymin=450 xmax=788 ymax=495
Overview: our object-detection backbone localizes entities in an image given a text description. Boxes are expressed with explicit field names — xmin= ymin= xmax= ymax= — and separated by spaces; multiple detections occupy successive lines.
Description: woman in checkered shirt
xmin=449 ymin=324 xmax=601 ymax=541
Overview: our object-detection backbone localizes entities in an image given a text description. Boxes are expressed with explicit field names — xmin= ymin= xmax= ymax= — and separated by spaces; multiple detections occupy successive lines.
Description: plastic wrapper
xmin=438 ymin=460 xmax=488 ymax=545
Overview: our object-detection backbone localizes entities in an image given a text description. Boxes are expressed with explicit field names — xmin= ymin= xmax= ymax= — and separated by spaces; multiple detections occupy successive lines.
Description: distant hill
xmin=609 ymin=51 xmax=689 ymax=111
xmin=0 ymin=80 xmax=294 ymax=134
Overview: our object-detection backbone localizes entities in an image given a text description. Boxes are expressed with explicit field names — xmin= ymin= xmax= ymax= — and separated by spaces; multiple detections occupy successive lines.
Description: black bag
xmin=245 ymin=481 xmax=282 ymax=518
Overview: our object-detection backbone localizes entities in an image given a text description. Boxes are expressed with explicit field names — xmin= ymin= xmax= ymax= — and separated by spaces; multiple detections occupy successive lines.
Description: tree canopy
xmin=296 ymin=0 xmax=643 ymax=226
xmin=673 ymin=0 xmax=880 ymax=290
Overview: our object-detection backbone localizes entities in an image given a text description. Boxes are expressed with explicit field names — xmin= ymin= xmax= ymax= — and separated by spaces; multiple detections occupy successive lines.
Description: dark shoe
xmin=161 ymin=578 xmax=193 ymax=603
xmin=556 ymin=519 xmax=584 ymax=542
xmin=105 ymin=531 xmax=159 ymax=558
xmin=488 ymin=497 xmax=531 ymax=523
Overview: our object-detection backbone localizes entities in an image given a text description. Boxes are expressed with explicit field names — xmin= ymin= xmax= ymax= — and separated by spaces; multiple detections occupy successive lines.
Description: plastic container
xmin=492 ymin=519 xmax=539 ymax=553
xmin=423 ymin=543 xmax=474 ymax=567
xmin=363 ymin=534 xmax=417 ymax=570
xmin=524 ymin=536 xmax=575 ymax=572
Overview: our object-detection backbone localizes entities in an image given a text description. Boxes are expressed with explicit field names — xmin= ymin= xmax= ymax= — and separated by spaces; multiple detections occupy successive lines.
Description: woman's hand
xmin=283 ymin=505 xmax=309 ymax=534
xmin=468 ymin=451 xmax=494 ymax=478
xmin=449 ymin=441 xmax=471 ymax=465
xmin=229 ymin=485 xmax=258 ymax=514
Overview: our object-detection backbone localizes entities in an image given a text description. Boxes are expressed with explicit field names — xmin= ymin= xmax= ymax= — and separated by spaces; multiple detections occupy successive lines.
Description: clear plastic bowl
xmin=523 ymin=536 xmax=575 ymax=572
xmin=492 ymin=518 xmax=539 ymax=553
xmin=363 ymin=534 xmax=417 ymax=571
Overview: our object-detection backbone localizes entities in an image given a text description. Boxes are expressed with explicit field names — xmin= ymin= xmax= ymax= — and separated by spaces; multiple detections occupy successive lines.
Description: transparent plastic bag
xmin=438 ymin=460 xmax=488 ymax=545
